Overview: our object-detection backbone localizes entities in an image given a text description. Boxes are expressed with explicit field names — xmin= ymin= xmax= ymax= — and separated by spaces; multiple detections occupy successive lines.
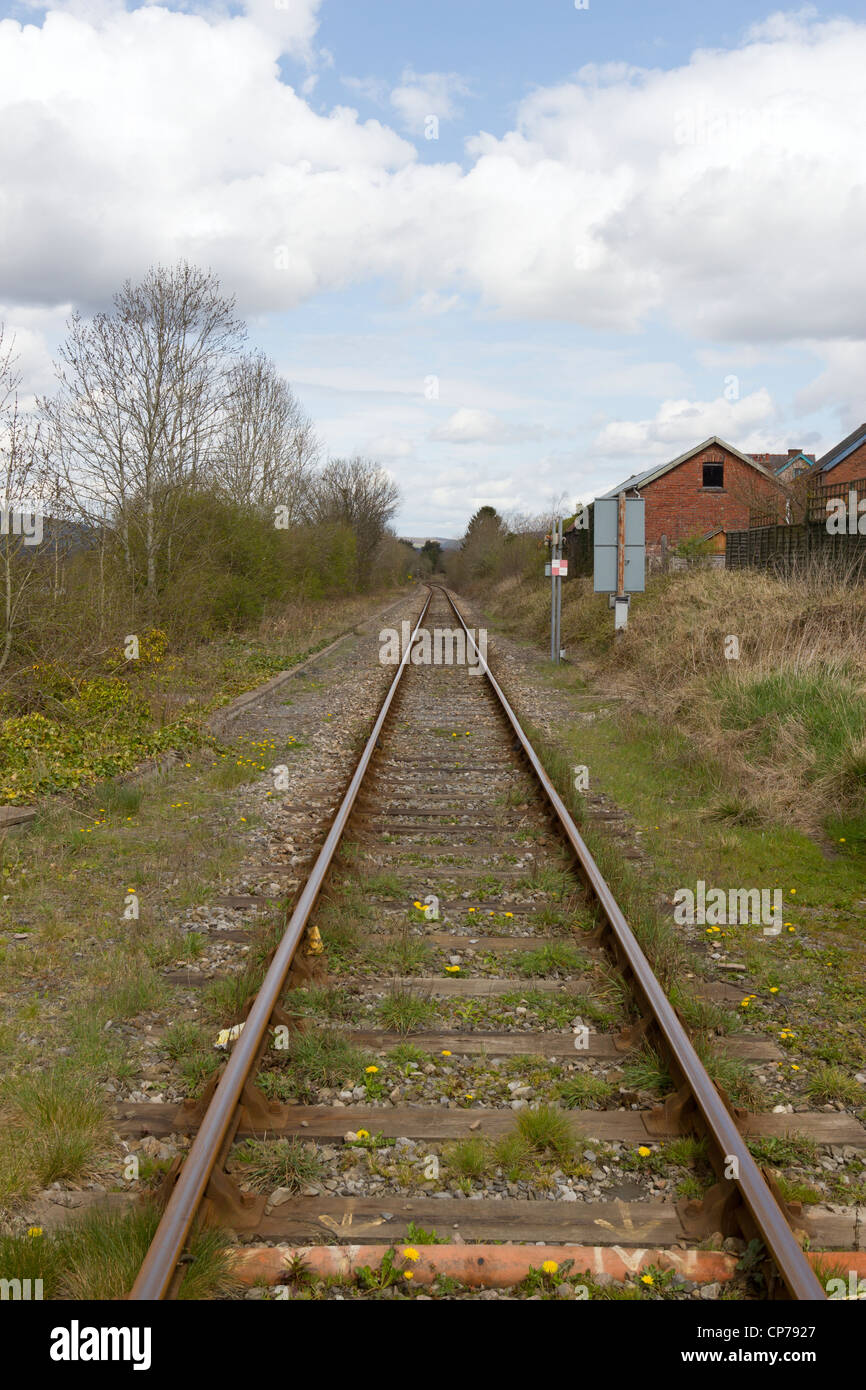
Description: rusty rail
xmin=130 ymin=583 xmax=824 ymax=1301
xmin=437 ymin=584 xmax=825 ymax=1302
xmin=129 ymin=589 xmax=433 ymax=1300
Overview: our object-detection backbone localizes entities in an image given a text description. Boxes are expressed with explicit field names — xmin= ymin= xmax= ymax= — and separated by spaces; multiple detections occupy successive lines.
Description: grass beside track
xmin=0 ymin=589 xmax=403 ymax=804
xmin=471 ymin=566 xmax=866 ymax=1196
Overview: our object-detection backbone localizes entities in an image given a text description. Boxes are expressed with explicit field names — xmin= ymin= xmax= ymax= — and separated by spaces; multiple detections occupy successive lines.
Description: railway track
xmin=124 ymin=585 xmax=848 ymax=1301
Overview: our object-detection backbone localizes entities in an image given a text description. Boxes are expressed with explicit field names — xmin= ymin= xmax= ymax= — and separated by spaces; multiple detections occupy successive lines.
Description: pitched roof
xmin=817 ymin=423 xmax=866 ymax=474
xmin=751 ymin=451 xmax=816 ymax=474
xmin=595 ymin=436 xmax=777 ymax=500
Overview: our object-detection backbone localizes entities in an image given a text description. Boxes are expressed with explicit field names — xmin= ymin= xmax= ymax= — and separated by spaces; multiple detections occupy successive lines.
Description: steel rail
xmin=129 ymin=589 xmax=433 ymax=1300
xmin=438 ymin=584 xmax=825 ymax=1302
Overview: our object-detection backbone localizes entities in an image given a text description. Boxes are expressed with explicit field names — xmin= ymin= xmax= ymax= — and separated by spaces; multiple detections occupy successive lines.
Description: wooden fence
xmin=806 ymin=473 xmax=866 ymax=525
xmin=728 ymin=475 xmax=866 ymax=574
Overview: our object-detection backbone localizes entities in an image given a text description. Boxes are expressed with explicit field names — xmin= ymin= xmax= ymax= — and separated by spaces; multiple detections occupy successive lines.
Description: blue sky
xmin=1 ymin=0 xmax=865 ymax=534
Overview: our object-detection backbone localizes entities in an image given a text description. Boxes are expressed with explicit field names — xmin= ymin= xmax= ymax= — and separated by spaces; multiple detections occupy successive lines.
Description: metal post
xmin=555 ymin=519 xmax=563 ymax=661
xmin=550 ymin=518 xmax=562 ymax=664
xmin=615 ymin=492 xmax=628 ymax=635
xmin=549 ymin=522 xmax=557 ymax=662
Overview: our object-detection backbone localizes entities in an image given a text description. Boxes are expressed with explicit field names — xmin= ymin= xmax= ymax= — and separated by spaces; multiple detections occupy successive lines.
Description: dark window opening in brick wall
xmin=702 ymin=462 xmax=724 ymax=488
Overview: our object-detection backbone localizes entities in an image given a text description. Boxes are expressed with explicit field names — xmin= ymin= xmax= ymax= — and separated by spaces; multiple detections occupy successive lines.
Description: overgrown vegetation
xmin=233 ymin=1138 xmax=323 ymax=1194
xmin=0 ymin=1207 xmax=233 ymax=1299
xmin=0 ymin=265 xmax=423 ymax=804
xmin=474 ymin=560 xmax=866 ymax=832
xmin=471 ymin=548 xmax=866 ymax=1118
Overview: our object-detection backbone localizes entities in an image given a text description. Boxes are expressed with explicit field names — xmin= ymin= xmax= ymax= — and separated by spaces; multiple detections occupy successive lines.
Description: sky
xmin=1 ymin=0 xmax=865 ymax=535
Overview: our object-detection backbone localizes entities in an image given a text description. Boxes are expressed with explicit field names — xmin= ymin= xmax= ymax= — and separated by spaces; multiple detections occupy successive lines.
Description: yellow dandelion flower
xmin=403 ymin=1247 xmax=420 ymax=1261
xmin=641 ymin=1273 xmax=654 ymax=1286
xmin=445 ymin=965 xmax=460 ymax=973
xmin=638 ymin=1146 xmax=651 ymax=1157
xmin=356 ymin=1129 xmax=370 ymax=1139
xmin=404 ymin=1270 xmax=414 ymax=1280
xmin=441 ymin=1050 xmax=452 ymax=1056
xmin=769 ymin=986 xmax=779 ymax=994
xmin=541 ymin=1260 xmax=558 ymax=1275
xmin=365 ymin=1065 xmax=379 ymax=1074
xmin=27 ymin=1226 xmax=43 ymax=1238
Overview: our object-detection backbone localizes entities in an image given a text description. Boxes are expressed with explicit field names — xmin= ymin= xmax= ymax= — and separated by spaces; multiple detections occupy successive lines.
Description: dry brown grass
xmin=479 ymin=562 xmax=866 ymax=831
xmin=609 ymin=565 xmax=866 ymax=689
xmin=606 ymin=566 xmax=866 ymax=827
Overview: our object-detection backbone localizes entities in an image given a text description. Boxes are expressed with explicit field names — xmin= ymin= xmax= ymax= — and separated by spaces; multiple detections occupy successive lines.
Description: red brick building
xmin=815 ymin=423 xmax=866 ymax=487
xmin=594 ymin=436 xmax=784 ymax=558
xmin=749 ymin=448 xmax=816 ymax=481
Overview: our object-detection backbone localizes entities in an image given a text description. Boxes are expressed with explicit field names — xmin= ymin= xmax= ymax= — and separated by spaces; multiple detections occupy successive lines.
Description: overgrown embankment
xmin=1 ymin=261 xmax=421 ymax=806
xmin=474 ymin=565 xmax=866 ymax=836
xmin=2 ymin=589 xmax=406 ymax=804
xmin=462 ymin=567 xmax=866 ymax=1146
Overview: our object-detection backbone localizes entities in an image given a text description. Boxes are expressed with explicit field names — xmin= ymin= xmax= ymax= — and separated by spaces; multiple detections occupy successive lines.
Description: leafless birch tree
xmin=42 ymin=263 xmax=245 ymax=606
xmin=213 ymin=352 xmax=319 ymax=520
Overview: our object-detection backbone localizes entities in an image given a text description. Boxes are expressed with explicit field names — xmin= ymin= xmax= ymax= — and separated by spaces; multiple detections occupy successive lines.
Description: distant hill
xmin=400 ymin=535 xmax=460 ymax=550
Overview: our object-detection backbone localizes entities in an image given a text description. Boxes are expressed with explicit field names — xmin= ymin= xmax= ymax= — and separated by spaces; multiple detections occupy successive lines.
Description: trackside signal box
xmin=593 ymin=495 xmax=645 ymax=593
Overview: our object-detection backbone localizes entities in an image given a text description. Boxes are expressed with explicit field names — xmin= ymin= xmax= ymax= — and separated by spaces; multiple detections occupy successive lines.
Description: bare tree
xmin=214 ymin=352 xmax=319 ymax=519
xmin=0 ymin=329 xmax=51 ymax=672
xmin=42 ymin=262 xmax=245 ymax=605
xmin=308 ymin=456 xmax=400 ymax=583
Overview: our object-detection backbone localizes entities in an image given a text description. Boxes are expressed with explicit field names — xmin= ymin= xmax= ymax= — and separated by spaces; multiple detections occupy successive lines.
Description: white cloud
xmin=1 ymin=5 xmax=865 ymax=350
xmin=389 ymin=68 xmax=471 ymax=135
xmin=363 ymin=434 xmax=413 ymax=459
xmin=585 ymin=360 xmax=693 ymax=399
xmin=237 ymin=0 xmax=323 ymax=60
xmin=0 ymin=301 xmax=70 ymax=404
xmin=0 ymin=6 xmax=414 ymax=310
xmin=694 ymin=344 xmax=791 ymax=371
xmin=412 ymin=290 xmax=462 ymax=316
xmin=429 ymin=407 xmax=549 ymax=444
xmin=593 ymin=388 xmax=777 ymax=458
xmin=793 ymin=340 xmax=866 ymax=433
xmin=341 ymin=74 xmax=390 ymax=106
xmin=15 ymin=0 xmax=324 ymax=57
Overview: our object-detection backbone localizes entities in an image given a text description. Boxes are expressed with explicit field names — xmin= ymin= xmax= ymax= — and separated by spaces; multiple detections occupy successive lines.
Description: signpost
xmin=593 ymin=493 xmax=645 ymax=632
xmin=547 ymin=520 xmax=567 ymax=663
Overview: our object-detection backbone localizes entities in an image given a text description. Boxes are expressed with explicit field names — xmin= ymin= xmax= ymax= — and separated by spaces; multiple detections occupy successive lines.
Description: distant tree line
xmin=445 ymin=504 xmax=556 ymax=587
xmin=0 ymin=263 xmax=409 ymax=678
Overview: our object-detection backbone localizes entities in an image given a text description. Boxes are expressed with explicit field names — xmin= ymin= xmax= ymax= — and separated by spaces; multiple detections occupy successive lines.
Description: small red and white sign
xmin=551 ymin=559 xmax=568 ymax=576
